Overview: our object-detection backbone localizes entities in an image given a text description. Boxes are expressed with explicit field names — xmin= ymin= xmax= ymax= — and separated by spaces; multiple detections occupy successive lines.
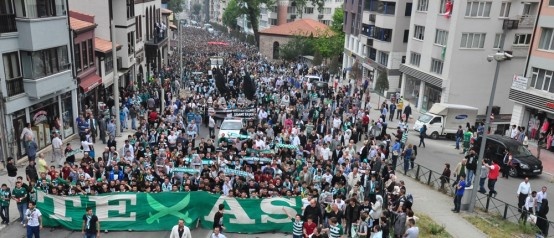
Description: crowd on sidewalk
xmin=0 ymin=25 xmax=438 ymax=238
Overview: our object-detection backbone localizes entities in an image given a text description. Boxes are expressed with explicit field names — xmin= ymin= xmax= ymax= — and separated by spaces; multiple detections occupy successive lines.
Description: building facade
xmin=0 ymin=0 xmax=79 ymax=160
xmin=509 ymin=0 xmax=554 ymax=139
xmin=343 ymin=0 xmax=412 ymax=95
xmin=400 ymin=0 xmax=537 ymax=115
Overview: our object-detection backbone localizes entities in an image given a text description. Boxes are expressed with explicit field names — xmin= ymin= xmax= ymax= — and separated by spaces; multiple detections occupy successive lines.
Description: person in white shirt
xmin=211 ymin=226 xmax=227 ymax=238
xmin=321 ymin=144 xmax=331 ymax=161
xmin=517 ymin=177 xmax=532 ymax=211
xmin=537 ymin=186 xmax=548 ymax=212
xmin=51 ymin=132 xmax=63 ymax=167
xmin=170 ymin=218 xmax=192 ymax=238
xmin=24 ymin=201 xmax=42 ymax=236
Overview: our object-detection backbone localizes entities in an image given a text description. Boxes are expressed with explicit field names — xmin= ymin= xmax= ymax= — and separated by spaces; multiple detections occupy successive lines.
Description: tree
xmin=192 ymin=3 xmax=202 ymax=16
xmin=330 ymin=7 xmax=344 ymax=33
xmin=312 ymin=50 xmax=323 ymax=66
xmin=375 ymin=69 xmax=390 ymax=95
xmin=168 ymin=0 xmax=184 ymax=14
xmin=222 ymin=0 xmax=241 ymax=30
xmin=279 ymin=36 xmax=314 ymax=61
xmin=349 ymin=61 xmax=362 ymax=81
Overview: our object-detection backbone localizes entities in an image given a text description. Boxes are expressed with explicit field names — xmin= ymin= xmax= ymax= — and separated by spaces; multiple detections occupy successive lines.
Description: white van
xmin=413 ymin=103 xmax=478 ymax=139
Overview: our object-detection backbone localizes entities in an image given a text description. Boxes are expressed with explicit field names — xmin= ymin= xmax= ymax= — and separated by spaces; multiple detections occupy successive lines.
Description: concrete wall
xmin=259 ymin=34 xmax=291 ymax=60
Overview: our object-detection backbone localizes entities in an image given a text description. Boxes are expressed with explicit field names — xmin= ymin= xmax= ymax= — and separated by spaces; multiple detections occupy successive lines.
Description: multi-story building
xmin=400 ymin=0 xmax=537 ymax=115
xmin=509 ymin=0 xmax=554 ymax=138
xmin=68 ymin=0 xmax=168 ymax=93
xmin=343 ymin=0 xmax=413 ymax=94
xmin=0 ymin=0 xmax=79 ymax=160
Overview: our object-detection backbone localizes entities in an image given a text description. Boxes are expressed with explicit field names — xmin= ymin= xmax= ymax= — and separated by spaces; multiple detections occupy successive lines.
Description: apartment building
xmin=400 ymin=0 xmax=537 ymax=115
xmin=0 ymin=0 xmax=79 ymax=160
xmin=509 ymin=0 xmax=554 ymax=139
xmin=343 ymin=0 xmax=412 ymax=94
xmin=68 ymin=0 xmax=168 ymax=93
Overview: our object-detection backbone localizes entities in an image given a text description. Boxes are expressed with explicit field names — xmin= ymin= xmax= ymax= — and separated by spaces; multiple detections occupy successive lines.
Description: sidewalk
xmin=396 ymin=173 xmax=487 ymax=238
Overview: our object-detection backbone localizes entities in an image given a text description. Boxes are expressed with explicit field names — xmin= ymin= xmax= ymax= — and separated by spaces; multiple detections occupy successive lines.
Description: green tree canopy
xmin=168 ymin=0 xmax=184 ymax=14
xmin=331 ymin=7 xmax=344 ymax=33
xmin=193 ymin=3 xmax=202 ymax=16
xmin=375 ymin=69 xmax=390 ymax=95
xmin=222 ymin=0 xmax=241 ymax=30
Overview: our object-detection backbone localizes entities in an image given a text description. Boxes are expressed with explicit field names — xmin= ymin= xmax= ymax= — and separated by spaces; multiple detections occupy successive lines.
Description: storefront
xmin=400 ymin=64 xmax=444 ymax=112
xmin=29 ymin=98 xmax=59 ymax=152
xmin=421 ymin=84 xmax=442 ymax=112
xmin=510 ymin=89 xmax=554 ymax=145
xmin=61 ymin=92 xmax=75 ymax=138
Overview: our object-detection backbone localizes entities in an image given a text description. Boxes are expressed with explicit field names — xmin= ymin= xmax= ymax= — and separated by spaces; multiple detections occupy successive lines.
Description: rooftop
xmin=259 ymin=19 xmax=332 ymax=37
xmin=69 ymin=17 xmax=96 ymax=32
xmin=94 ymin=37 xmax=121 ymax=54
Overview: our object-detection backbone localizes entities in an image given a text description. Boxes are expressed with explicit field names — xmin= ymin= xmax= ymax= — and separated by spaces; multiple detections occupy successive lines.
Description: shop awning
xmin=169 ymin=23 xmax=177 ymax=30
xmin=79 ymin=73 xmax=102 ymax=93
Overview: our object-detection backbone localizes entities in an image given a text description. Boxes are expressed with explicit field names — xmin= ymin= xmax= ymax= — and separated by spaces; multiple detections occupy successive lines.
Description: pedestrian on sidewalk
xmin=7 ymin=157 xmax=17 ymax=189
xmin=170 ymin=218 xmax=191 ymax=238
xmin=440 ymin=163 xmax=451 ymax=191
xmin=388 ymin=103 xmax=396 ymax=122
xmin=396 ymin=98 xmax=403 ymax=120
xmin=24 ymin=201 xmax=42 ymax=237
xmin=402 ymin=145 xmax=413 ymax=174
xmin=12 ymin=181 xmax=28 ymax=225
xmin=0 ymin=184 xmax=11 ymax=224
xmin=537 ymin=186 xmax=547 ymax=212
xmin=403 ymin=104 xmax=412 ymax=124
xmin=51 ymin=132 xmax=63 ymax=167
xmin=452 ymin=174 xmax=466 ymax=213
xmin=455 ymin=125 xmax=463 ymax=150
xmin=501 ymin=149 xmax=512 ymax=179
xmin=478 ymin=160 xmax=489 ymax=194
xmin=26 ymin=135 xmax=38 ymax=163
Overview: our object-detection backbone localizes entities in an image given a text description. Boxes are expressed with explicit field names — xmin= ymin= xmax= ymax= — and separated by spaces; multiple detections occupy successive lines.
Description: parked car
xmin=474 ymin=134 xmax=542 ymax=177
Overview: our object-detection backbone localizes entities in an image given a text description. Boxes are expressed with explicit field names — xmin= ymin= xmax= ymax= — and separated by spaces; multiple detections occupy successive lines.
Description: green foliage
xmin=237 ymin=0 xmax=275 ymax=45
xmin=331 ymin=7 xmax=344 ymax=33
xmin=168 ymin=0 xmax=184 ymax=14
xmin=279 ymin=36 xmax=315 ymax=61
xmin=349 ymin=61 xmax=361 ymax=80
xmin=192 ymin=3 xmax=202 ymax=15
xmin=312 ymin=50 xmax=323 ymax=66
xmin=375 ymin=69 xmax=390 ymax=94
xmin=222 ymin=0 xmax=241 ymax=30
xmin=312 ymin=32 xmax=344 ymax=59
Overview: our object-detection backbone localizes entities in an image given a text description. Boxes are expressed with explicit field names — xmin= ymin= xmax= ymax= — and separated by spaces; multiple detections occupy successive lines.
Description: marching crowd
xmin=1 ymin=26 xmax=428 ymax=238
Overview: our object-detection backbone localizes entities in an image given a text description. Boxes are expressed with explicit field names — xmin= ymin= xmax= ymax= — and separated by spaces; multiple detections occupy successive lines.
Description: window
xmin=530 ymin=67 xmax=554 ymax=92
xmin=430 ymin=58 xmax=444 ymax=75
xmin=126 ymin=0 xmax=135 ymax=19
xmin=361 ymin=24 xmax=392 ymax=42
xmin=405 ymin=3 xmax=412 ymax=16
xmin=304 ymin=7 xmax=314 ymax=14
xmin=378 ymin=51 xmax=389 ymax=66
xmin=403 ymin=29 xmax=409 ymax=43
xmin=128 ymin=32 xmax=135 ymax=55
xmin=368 ymin=47 xmax=377 ymax=60
xmin=513 ymin=34 xmax=531 ymax=46
xmin=81 ymin=41 xmax=88 ymax=70
xmin=3 ymin=52 xmax=24 ymax=96
xmin=465 ymin=1 xmax=492 ymax=18
xmin=21 ymin=46 xmax=70 ymax=79
xmin=550 ymin=0 xmax=554 ymax=6
xmin=460 ymin=33 xmax=486 ymax=49
xmin=287 ymin=6 xmax=296 ymax=13
xmin=269 ymin=18 xmax=277 ymax=25
xmin=87 ymin=39 xmax=94 ymax=66
xmin=319 ymin=20 xmax=331 ymax=25
xmin=417 ymin=0 xmax=428 ymax=12
xmin=323 ymin=8 xmax=332 ymax=14
xmin=410 ymin=52 xmax=421 ymax=67
xmin=499 ymin=2 xmax=511 ymax=18
xmin=493 ymin=33 xmax=503 ymax=49
xmin=413 ymin=25 xmax=425 ymax=40
xmin=539 ymin=27 xmax=554 ymax=51
xmin=74 ymin=43 xmax=81 ymax=72
xmin=105 ymin=52 xmax=113 ymax=74
xmin=435 ymin=29 xmax=448 ymax=46
xmin=376 ymin=1 xmax=396 ymax=15
xmin=15 ymin=0 xmax=66 ymax=18
xmin=439 ymin=0 xmax=447 ymax=14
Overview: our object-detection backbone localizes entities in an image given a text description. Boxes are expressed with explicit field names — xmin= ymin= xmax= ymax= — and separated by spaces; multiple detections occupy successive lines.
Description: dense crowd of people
xmin=1 ymin=25 xmax=429 ymax=238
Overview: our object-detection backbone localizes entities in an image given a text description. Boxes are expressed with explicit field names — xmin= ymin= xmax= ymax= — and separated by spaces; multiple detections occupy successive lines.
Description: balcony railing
xmin=0 ymin=14 xmax=17 ymax=33
xmin=146 ymin=31 xmax=168 ymax=45
xmin=518 ymin=15 xmax=536 ymax=28
xmin=6 ymin=77 xmax=25 ymax=97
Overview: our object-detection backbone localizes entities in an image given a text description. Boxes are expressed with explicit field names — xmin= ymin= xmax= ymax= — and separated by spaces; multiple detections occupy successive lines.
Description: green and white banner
xmin=37 ymin=191 xmax=302 ymax=233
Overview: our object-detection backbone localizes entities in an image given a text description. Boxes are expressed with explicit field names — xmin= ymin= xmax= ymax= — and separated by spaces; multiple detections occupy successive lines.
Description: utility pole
xmin=111 ymin=18 xmax=121 ymax=137
xmin=468 ymin=31 xmax=508 ymax=212
xmin=179 ymin=16 xmax=183 ymax=88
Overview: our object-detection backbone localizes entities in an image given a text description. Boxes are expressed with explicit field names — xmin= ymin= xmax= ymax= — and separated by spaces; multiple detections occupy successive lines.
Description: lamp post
xmin=467 ymin=40 xmax=512 ymax=213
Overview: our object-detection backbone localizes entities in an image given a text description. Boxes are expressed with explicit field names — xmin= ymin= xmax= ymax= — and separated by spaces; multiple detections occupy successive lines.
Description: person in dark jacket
xmin=6 ymin=157 xmax=18 ymax=189
xmin=536 ymin=199 xmax=549 ymax=236
xmin=344 ymin=198 xmax=361 ymax=237
xmin=302 ymin=198 xmax=322 ymax=225
xmin=403 ymin=104 xmax=412 ymax=122
xmin=25 ymin=160 xmax=39 ymax=183
xmin=26 ymin=139 xmax=38 ymax=162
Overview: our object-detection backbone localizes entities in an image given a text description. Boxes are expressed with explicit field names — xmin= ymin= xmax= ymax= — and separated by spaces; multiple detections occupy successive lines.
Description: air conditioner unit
xmin=369 ymin=14 xmax=376 ymax=22
xmin=366 ymin=39 xmax=373 ymax=46
xmin=117 ymin=57 xmax=123 ymax=70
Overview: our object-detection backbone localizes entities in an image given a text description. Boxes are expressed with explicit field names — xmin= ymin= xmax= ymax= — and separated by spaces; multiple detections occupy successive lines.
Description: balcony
xmin=16 ymin=17 xmax=70 ymax=51
xmin=23 ymin=70 xmax=74 ymax=99
xmin=518 ymin=15 xmax=536 ymax=28
xmin=0 ymin=14 xmax=17 ymax=34
xmin=6 ymin=77 xmax=24 ymax=97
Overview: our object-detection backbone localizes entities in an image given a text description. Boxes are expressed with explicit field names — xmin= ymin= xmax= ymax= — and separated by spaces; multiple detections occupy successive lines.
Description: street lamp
xmin=468 ymin=51 xmax=512 ymax=213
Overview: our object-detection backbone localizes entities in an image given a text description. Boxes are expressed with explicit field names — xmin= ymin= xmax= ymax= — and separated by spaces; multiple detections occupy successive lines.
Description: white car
xmin=218 ymin=118 xmax=244 ymax=141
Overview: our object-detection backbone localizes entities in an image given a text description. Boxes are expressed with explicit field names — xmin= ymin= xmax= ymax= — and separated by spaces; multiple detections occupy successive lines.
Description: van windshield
xmin=511 ymin=145 xmax=533 ymax=157
xmin=221 ymin=121 xmax=242 ymax=130
xmin=418 ymin=114 xmax=433 ymax=123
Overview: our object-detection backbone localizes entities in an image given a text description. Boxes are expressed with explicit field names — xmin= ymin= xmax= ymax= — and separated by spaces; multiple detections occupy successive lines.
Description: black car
xmin=474 ymin=134 xmax=542 ymax=177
